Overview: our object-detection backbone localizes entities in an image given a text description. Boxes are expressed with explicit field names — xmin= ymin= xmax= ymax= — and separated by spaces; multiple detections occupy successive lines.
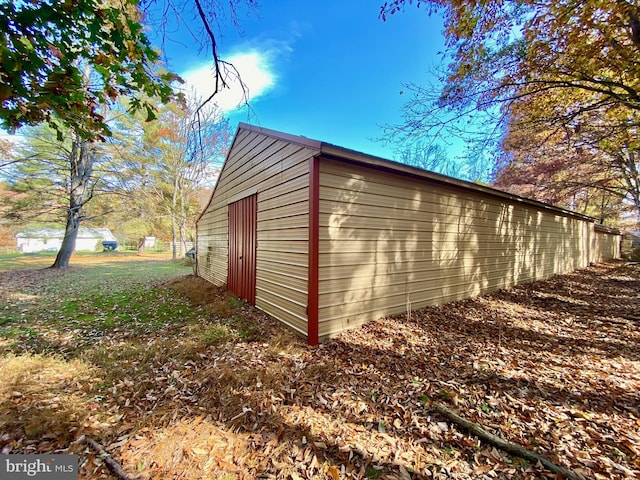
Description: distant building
xmin=142 ymin=236 xmax=156 ymax=248
xmin=621 ymin=230 xmax=640 ymax=260
xmin=16 ymin=227 xmax=117 ymax=253
xmin=628 ymin=231 xmax=640 ymax=247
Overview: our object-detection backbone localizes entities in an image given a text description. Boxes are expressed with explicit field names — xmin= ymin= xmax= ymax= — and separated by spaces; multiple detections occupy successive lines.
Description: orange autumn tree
xmin=139 ymin=101 xmax=231 ymax=259
xmin=494 ymin=122 xmax=629 ymax=224
xmin=494 ymin=92 xmax=639 ymax=225
xmin=381 ymin=0 xmax=640 ymax=220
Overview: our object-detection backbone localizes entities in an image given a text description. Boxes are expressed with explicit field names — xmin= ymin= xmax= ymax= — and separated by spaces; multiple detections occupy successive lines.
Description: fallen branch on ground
xmin=86 ymin=437 xmax=138 ymax=480
xmin=433 ymin=402 xmax=582 ymax=480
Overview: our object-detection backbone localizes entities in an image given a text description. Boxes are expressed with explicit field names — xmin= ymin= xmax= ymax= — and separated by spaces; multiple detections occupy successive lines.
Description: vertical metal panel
xmin=307 ymin=156 xmax=320 ymax=346
xmin=228 ymin=194 xmax=257 ymax=304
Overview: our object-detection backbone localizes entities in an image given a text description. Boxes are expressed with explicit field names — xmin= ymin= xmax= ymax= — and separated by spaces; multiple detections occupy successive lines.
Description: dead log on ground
xmin=434 ymin=402 xmax=581 ymax=480
xmin=86 ymin=437 xmax=138 ymax=480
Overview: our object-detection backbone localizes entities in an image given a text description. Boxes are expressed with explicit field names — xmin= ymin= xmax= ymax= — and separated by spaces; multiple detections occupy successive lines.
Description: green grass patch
xmin=200 ymin=323 xmax=234 ymax=346
xmin=0 ymin=257 xmax=202 ymax=356
xmin=0 ymin=251 xmax=58 ymax=271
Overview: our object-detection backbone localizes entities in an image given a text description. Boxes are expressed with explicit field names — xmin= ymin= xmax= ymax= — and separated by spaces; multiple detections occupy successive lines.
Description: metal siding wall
xmin=197 ymin=128 xmax=315 ymax=337
xmin=591 ymin=229 xmax=621 ymax=263
xmin=317 ymin=158 xmax=602 ymax=339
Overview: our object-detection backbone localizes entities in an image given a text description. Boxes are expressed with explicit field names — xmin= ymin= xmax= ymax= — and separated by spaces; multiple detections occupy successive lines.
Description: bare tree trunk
xmin=179 ymin=219 xmax=187 ymax=258
xmin=610 ymin=148 xmax=640 ymax=218
xmin=171 ymin=175 xmax=179 ymax=260
xmin=170 ymin=217 xmax=177 ymax=260
xmin=179 ymin=182 xmax=188 ymax=257
xmin=52 ymin=134 xmax=95 ymax=268
xmin=52 ymin=207 xmax=81 ymax=269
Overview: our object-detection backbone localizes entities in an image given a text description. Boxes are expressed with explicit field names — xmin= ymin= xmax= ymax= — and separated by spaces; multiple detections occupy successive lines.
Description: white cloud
xmin=180 ymin=50 xmax=276 ymax=113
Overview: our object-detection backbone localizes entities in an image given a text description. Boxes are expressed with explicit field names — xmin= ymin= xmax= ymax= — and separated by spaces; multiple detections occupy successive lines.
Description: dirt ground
xmin=1 ymin=261 xmax=638 ymax=479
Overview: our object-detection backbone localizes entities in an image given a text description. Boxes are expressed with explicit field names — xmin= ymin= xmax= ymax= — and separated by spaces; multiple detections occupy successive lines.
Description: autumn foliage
xmin=0 ymin=0 xmax=180 ymax=140
xmin=382 ymin=0 xmax=640 ymax=223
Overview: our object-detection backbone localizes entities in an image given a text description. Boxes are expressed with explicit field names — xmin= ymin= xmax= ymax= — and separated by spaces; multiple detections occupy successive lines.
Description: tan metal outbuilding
xmin=196 ymin=124 xmax=621 ymax=344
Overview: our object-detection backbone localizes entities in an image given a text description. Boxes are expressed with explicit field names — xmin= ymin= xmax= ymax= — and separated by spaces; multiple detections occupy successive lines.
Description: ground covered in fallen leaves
xmin=1 ymin=256 xmax=638 ymax=479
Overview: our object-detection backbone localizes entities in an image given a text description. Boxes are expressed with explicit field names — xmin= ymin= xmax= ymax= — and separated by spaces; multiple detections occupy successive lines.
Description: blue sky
xmin=150 ymin=0 xmax=447 ymax=160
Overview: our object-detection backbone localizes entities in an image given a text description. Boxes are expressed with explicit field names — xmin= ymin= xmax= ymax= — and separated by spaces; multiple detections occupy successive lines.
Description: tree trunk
xmin=170 ymin=217 xmax=177 ymax=260
xmin=179 ymin=219 xmax=187 ymax=258
xmin=51 ymin=135 xmax=95 ymax=268
xmin=178 ymin=181 xmax=188 ymax=257
xmin=170 ymin=174 xmax=180 ymax=260
xmin=52 ymin=207 xmax=81 ymax=268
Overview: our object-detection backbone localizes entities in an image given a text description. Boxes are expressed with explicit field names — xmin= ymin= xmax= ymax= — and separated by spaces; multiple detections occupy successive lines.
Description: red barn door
xmin=228 ymin=194 xmax=257 ymax=304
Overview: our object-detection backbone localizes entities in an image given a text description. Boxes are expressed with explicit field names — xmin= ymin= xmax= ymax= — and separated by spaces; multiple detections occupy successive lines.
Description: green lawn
xmin=0 ymin=254 xmax=203 ymax=355
xmin=0 ymin=250 xmax=165 ymax=271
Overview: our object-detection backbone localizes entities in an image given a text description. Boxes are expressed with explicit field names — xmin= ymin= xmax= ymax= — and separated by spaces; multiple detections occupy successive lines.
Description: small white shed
xmin=16 ymin=227 xmax=117 ymax=253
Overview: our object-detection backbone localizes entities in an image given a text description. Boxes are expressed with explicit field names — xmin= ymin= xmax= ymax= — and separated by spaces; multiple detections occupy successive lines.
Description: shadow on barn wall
xmin=316 ymin=157 xmax=602 ymax=339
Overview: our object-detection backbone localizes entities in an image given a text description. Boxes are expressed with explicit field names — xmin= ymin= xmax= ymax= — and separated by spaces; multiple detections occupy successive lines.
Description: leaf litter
xmin=0 ymin=258 xmax=638 ymax=479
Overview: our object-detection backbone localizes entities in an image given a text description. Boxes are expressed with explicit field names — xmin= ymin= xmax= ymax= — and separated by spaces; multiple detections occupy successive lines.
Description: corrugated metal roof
xmin=206 ymin=123 xmax=619 ymax=232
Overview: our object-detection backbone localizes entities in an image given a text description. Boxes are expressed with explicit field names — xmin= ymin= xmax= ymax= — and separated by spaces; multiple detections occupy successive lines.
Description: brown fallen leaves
xmin=1 ymin=261 xmax=638 ymax=479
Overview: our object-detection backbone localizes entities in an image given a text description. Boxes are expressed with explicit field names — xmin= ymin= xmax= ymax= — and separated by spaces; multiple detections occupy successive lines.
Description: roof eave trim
xmin=319 ymin=142 xmax=597 ymax=223
xmin=238 ymin=123 xmax=322 ymax=151
xmin=594 ymin=224 xmax=620 ymax=234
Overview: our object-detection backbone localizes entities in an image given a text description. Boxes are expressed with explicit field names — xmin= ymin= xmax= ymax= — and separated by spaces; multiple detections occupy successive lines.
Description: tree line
xmin=0 ymin=0 xmax=252 ymax=267
xmin=1 ymin=0 xmax=638 ymax=269
xmin=0 ymin=98 xmax=231 ymax=260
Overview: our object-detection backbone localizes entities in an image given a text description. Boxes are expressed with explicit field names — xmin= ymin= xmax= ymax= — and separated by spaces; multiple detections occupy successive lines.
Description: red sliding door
xmin=228 ymin=194 xmax=257 ymax=304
